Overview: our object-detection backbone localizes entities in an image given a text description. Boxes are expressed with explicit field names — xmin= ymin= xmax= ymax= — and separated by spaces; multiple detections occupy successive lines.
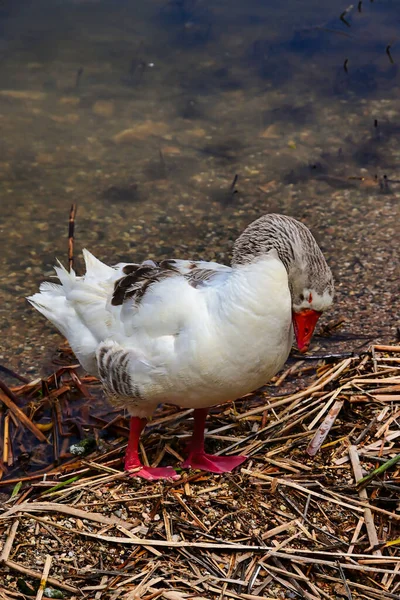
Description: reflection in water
xmin=0 ymin=0 xmax=399 ymax=378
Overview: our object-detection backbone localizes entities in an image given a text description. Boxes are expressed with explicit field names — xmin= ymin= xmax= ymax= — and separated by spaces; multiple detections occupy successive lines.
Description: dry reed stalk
xmin=0 ymin=519 xmax=19 ymax=562
xmin=1 ymin=345 xmax=399 ymax=598
xmin=3 ymin=413 xmax=10 ymax=466
xmin=348 ymin=445 xmax=381 ymax=555
xmin=3 ymin=559 xmax=79 ymax=593
xmin=306 ymin=399 xmax=344 ymax=456
xmin=0 ymin=500 xmax=138 ymax=529
xmin=35 ymin=554 xmax=53 ymax=600
xmin=68 ymin=203 xmax=77 ymax=271
xmin=0 ymin=389 xmax=47 ymax=443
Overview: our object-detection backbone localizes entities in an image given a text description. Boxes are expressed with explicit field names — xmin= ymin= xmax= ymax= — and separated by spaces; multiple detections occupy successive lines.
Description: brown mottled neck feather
xmin=232 ymin=214 xmax=333 ymax=304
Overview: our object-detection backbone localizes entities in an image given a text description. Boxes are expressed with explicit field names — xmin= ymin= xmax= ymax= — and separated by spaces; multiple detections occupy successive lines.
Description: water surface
xmin=0 ymin=0 xmax=399 ymax=377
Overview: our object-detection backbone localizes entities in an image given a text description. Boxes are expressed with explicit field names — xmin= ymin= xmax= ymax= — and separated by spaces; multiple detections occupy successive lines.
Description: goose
xmin=28 ymin=214 xmax=334 ymax=480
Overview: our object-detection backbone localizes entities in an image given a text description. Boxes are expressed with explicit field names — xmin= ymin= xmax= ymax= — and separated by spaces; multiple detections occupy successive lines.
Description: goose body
xmin=29 ymin=214 xmax=334 ymax=479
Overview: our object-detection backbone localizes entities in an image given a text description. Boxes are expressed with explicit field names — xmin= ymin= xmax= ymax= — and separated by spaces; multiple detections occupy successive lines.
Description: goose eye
xmin=308 ymin=292 xmax=313 ymax=303
xmin=299 ymin=293 xmax=304 ymax=302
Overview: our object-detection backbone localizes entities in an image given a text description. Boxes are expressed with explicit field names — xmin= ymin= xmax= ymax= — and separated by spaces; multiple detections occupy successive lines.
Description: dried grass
xmin=0 ymin=344 xmax=399 ymax=599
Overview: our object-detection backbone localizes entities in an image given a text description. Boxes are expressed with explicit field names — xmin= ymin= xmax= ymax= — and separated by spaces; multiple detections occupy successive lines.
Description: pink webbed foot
xmin=124 ymin=416 xmax=180 ymax=480
xmin=127 ymin=465 xmax=179 ymax=481
xmin=183 ymin=408 xmax=247 ymax=473
xmin=125 ymin=457 xmax=179 ymax=481
xmin=181 ymin=453 xmax=246 ymax=474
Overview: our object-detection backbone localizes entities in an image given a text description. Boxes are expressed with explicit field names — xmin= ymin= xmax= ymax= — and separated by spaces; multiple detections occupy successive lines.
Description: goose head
xmin=232 ymin=214 xmax=334 ymax=353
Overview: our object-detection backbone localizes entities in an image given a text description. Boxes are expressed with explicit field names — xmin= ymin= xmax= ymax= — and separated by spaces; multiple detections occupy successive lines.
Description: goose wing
xmin=110 ymin=258 xmax=232 ymax=338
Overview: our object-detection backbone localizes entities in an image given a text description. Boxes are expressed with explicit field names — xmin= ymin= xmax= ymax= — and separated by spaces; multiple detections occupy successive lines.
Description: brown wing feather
xmin=111 ymin=261 xmax=180 ymax=306
xmin=111 ymin=259 xmax=229 ymax=306
xmin=185 ymin=268 xmax=219 ymax=289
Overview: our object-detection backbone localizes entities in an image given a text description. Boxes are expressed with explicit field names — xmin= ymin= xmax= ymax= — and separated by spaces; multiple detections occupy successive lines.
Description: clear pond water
xmin=0 ymin=0 xmax=399 ymax=378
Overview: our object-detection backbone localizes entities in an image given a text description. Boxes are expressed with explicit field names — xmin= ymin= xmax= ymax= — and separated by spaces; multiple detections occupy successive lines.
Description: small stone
xmin=0 ymin=90 xmax=46 ymax=100
xmin=259 ymin=124 xmax=280 ymax=139
xmin=44 ymin=589 xmax=64 ymax=599
xmin=92 ymin=100 xmax=114 ymax=117
xmin=162 ymin=146 xmax=181 ymax=155
xmin=186 ymin=128 xmax=206 ymax=138
xmin=113 ymin=121 xmax=169 ymax=143
xmin=258 ymin=180 xmax=277 ymax=193
xmin=50 ymin=114 xmax=79 ymax=124
xmin=70 ymin=438 xmax=96 ymax=455
xmin=35 ymin=153 xmax=54 ymax=165
xmin=59 ymin=96 xmax=80 ymax=106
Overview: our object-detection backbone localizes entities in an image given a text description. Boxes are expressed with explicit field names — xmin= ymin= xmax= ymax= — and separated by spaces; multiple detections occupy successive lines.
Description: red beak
xmin=292 ymin=309 xmax=322 ymax=353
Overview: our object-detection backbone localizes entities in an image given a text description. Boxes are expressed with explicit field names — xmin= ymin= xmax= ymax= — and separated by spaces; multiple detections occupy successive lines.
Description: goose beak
xmin=292 ymin=309 xmax=322 ymax=353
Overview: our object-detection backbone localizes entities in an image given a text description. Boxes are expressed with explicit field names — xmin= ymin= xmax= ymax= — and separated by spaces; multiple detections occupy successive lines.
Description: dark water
xmin=0 ymin=0 xmax=399 ymax=378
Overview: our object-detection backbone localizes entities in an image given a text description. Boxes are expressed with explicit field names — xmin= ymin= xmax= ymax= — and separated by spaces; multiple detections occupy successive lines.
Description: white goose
xmin=28 ymin=214 xmax=334 ymax=480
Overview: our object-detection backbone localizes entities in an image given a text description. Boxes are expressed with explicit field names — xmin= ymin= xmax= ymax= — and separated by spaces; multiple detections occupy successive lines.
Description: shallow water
xmin=0 ymin=0 xmax=399 ymax=378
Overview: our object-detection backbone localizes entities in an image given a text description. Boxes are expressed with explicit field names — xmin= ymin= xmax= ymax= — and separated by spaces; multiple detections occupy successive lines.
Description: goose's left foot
xmin=181 ymin=452 xmax=246 ymax=473
xmin=124 ymin=416 xmax=179 ymax=480
xmin=126 ymin=461 xmax=179 ymax=480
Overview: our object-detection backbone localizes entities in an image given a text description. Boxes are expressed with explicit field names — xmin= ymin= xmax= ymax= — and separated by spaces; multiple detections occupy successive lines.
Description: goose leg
xmin=182 ymin=408 xmax=246 ymax=473
xmin=125 ymin=416 xmax=179 ymax=480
